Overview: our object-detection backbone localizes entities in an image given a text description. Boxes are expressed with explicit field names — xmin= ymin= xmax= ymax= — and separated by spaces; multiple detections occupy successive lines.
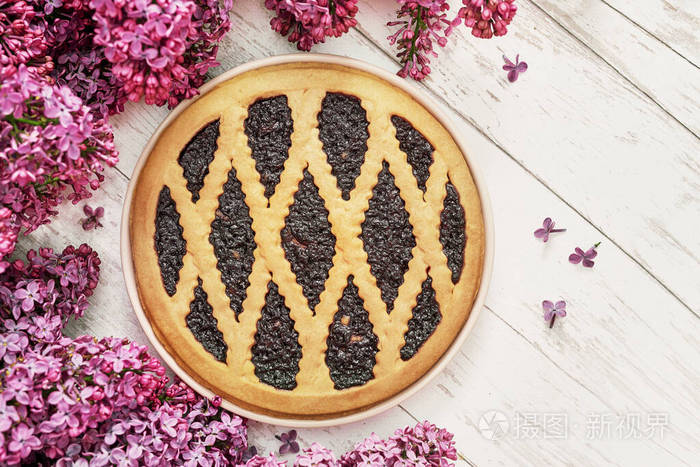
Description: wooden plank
xmin=354 ymin=0 xmax=700 ymax=312
xmin=601 ymin=0 xmax=700 ymax=66
xmin=13 ymin=2 xmax=699 ymax=463
xmin=399 ymin=106 xmax=700 ymax=464
xmin=530 ymin=0 xmax=700 ymax=135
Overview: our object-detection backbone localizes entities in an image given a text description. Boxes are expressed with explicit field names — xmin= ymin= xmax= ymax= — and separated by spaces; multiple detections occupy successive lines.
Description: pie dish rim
xmin=120 ymin=53 xmax=495 ymax=428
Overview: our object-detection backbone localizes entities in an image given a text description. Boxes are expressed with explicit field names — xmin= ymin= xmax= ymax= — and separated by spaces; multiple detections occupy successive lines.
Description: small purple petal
xmin=502 ymin=54 xmax=515 ymax=67
xmin=554 ymin=300 xmax=566 ymax=311
xmin=83 ymin=205 xmax=93 ymax=216
xmin=574 ymin=247 xmax=585 ymax=256
xmin=95 ymin=207 xmax=104 ymax=217
xmin=582 ymin=259 xmax=595 ymax=268
xmin=569 ymin=254 xmax=582 ymax=264
xmin=279 ymin=443 xmax=289 ymax=455
xmin=543 ymin=309 xmax=554 ymax=321
xmin=289 ymin=441 xmax=299 ymax=454
xmin=542 ymin=218 xmax=553 ymax=229
xmin=516 ymin=61 xmax=528 ymax=73
xmin=585 ymin=248 xmax=598 ymax=259
xmin=542 ymin=300 xmax=554 ymax=312
xmin=534 ymin=228 xmax=548 ymax=240
xmin=21 ymin=297 xmax=34 ymax=311
xmin=507 ymin=69 xmax=519 ymax=82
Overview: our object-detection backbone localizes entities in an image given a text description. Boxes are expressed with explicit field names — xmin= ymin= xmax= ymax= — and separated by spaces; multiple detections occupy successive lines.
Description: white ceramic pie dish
xmin=120 ymin=53 xmax=494 ymax=428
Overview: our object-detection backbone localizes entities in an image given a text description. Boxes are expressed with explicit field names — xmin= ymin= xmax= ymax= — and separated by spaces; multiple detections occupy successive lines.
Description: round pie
xmin=129 ymin=61 xmax=485 ymax=419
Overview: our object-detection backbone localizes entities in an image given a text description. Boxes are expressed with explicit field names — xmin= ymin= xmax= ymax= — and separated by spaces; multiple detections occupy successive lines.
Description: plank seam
xmin=524 ymin=0 xmax=699 ymax=139
xmin=597 ymin=0 xmax=699 ymax=69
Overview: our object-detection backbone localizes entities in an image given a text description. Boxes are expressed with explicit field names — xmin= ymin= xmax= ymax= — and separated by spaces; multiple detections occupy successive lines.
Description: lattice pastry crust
xmin=130 ymin=63 xmax=485 ymax=418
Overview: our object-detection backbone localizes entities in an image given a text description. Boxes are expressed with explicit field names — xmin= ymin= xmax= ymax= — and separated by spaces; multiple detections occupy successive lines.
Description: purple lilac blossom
xmin=0 ymin=67 xmax=118 ymax=260
xmin=387 ymin=0 xmax=456 ymax=80
xmin=458 ymin=0 xmax=517 ymax=39
xmin=265 ymin=0 xmax=359 ymax=51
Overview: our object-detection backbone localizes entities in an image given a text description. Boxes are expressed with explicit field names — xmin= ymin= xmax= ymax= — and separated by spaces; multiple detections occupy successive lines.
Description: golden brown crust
xmin=130 ymin=63 xmax=485 ymax=418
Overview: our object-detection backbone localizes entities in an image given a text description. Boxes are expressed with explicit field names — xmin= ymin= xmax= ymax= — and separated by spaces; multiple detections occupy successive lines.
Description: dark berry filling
xmin=251 ymin=281 xmax=302 ymax=390
xmin=325 ymin=275 xmax=378 ymax=389
xmin=440 ymin=179 xmax=466 ymax=284
xmin=244 ymin=96 xmax=293 ymax=199
xmin=281 ymin=169 xmax=335 ymax=312
xmin=391 ymin=115 xmax=434 ymax=193
xmin=318 ymin=93 xmax=369 ymax=200
xmin=154 ymin=185 xmax=186 ymax=297
xmin=361 ymin=161 xmax=416 ymax=313
xmin=178 ymin=120 xmax=220 ymax=203
xmin=186 ymin=278 xmax=227 ymax=362
xmin=400 ymin=275 xmax=441 ymax=361
xmin=209 ymin=167 xmax=256 ymax=319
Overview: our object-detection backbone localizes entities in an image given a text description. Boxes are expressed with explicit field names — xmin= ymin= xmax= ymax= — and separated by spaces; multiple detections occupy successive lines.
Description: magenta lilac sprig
xmin=0 ymin=66 xmax=119 ymax=258
xmin=534 ymin=217 xmax=566 ymax=242
xmin=458 ymin=0 xmax=517 ymax=39
xmin=294 ymin=442 xmax=338 ymax=466
xmin=542 ymin=300 xmax=566 ymax=328
xmin=569 ymin=242 xmax=600 ymax=268
xmin=387 ymin=0 xmax=456 ymax=80
xmin=0 ymin=0 xmax=54 ymax=77
xmin=0 ymin=244 xmax=100 ymax=340
xmin=265 ymin=0 xmax=359 ymax=52
xmin=90 ymin=0 xmax=233 ymax=108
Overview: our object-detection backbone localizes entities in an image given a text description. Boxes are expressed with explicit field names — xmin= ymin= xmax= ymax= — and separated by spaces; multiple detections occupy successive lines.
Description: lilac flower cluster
xmin=339 ymin=420 xmax=458 ymax=465
xmin=265 ymin=0 xmax=359 ymax=51
xmin=243 ymin=420 xmax=457 ymax=466
xmin=387 ymin=0 xmax=517 ymax=80
xmin=91 ymin=0 xmax=233 ymax=108
xmin=0 ymin=0 xmax=53 ymax=77
xmin=0 ymin=244 xmax=249 ymax=465
xmin=387 ymin=0 xmax=456 ymax=80
xmin=0 ymin=66 xmax=118 ymax=260
xmin=458 ymin=0 xmax=517 ymax=39
xmin=294 ymin=442 xmax=338 ymax=466
xmin=1 ymin=335 xmax=248 ymax=465
xmin=0 ymin=243 xmax=100 ymax=327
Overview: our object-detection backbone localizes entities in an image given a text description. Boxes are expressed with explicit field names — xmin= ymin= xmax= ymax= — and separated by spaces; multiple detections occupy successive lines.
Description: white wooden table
xmin=17 ymin=0 xmax=700 ymax=464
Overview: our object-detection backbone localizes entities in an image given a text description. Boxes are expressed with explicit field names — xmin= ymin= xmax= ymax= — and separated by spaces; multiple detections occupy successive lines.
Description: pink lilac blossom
xmin=0 ymin=66 xmax=118 ymax=259
xmin=90 ymin=0 xmax=233 ymax=108
xmin=340 ymin=420 xmax=457 ymax=466
xmin=0 ymin=245 xmax=248 ymax=464
xmin=265 ymin=0 xmax=359 ymax=51
xmin=0 ymin=244 xmax=100 ymax=336
xmin=243 ymin=454 xmax=288 ymax=466
xmin=294 ymin=442 xmax=338 ymax=466
xmin=54 ymin=46 xmax=128 ymax=117
xmin=458 ymin=0 xmax=517 ymax=39
xmin=0 ymin=334 xmax=248 ymax=465
xmin=0 ymin=0 xmax=53 ymax=77
xmin=387 ymin=0 xmax=456 ymax=80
